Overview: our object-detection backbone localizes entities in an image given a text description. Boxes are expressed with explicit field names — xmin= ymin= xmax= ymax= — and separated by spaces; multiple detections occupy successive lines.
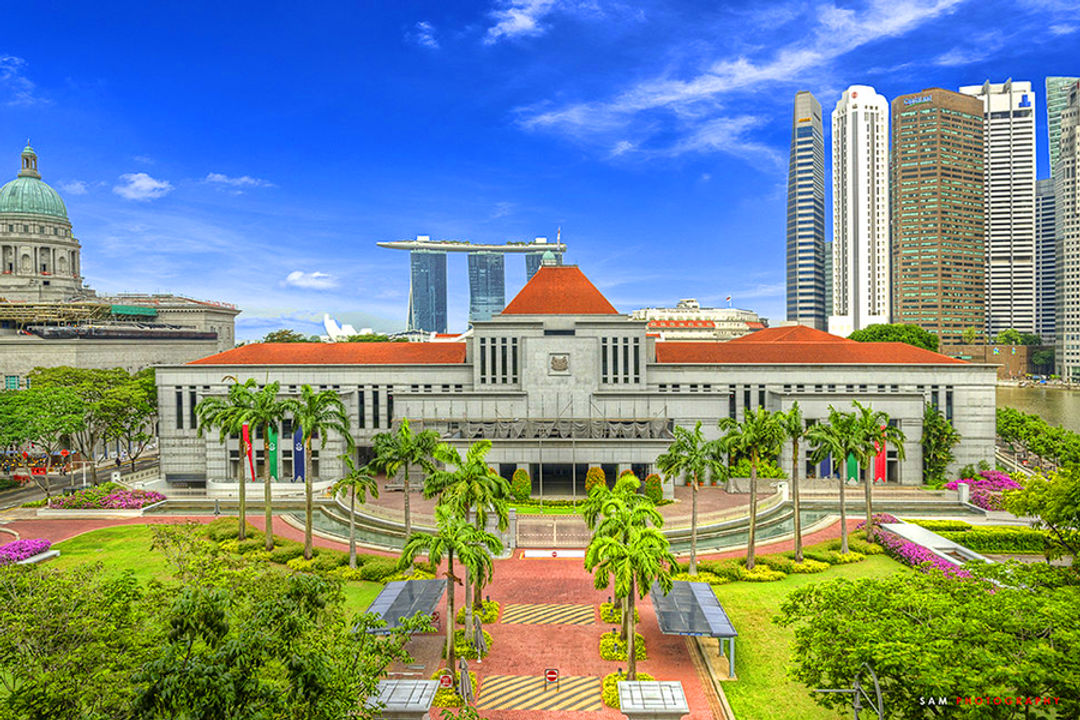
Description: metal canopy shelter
xmin=365 ymin=579 xmax=445 ymax=634
xmin=651 ymin=581 xmax=739 ymax=678
xmin=365 ymin=679 xmax=438 ymax=720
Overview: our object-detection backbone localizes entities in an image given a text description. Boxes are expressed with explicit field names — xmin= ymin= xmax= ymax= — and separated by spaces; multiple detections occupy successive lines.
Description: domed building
xmin=0 ymin=144 xmax=239 ymax=388
xmin=0 ymin=144 xmax=86 ymax=301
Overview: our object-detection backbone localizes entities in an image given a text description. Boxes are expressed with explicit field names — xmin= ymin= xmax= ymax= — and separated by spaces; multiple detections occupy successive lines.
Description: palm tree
xmin=241 ymin=381 xmax=289 ymax=551
xmin=283 ymin=385 xmax=353 ymax=560
xmin=399 ymin=505 xmax=503 ymax=676
xmin=195 ymin=378 xmax=254 ymax=540
xmin=424 ymin=439 xmax=510 ymax=635
xmin=718 ymin=408 xmax=787 ymax=570
xmin=806 ymin=406 xmax=862 ymax=554
xmin=371 ymin=418 xmax=441 ymax=538
xmin=780 ymin=402 xmax=808 ymax=563
xmin=850 ymin=401 xmax=907 ymax=541
xmin=330 ymin=454 xmax=379 ymax=569
xmin=586 ymin=525 xmax=675 ymax=680
xmin=655 ymin=422 xmax=725 ymax=573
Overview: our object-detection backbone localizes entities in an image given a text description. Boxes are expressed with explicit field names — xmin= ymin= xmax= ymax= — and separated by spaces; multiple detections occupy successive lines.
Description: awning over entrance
xmin=365 ymin=579 xmax=446 ymax=634
xmin=651 ymin=580 xmax=738 ymax=678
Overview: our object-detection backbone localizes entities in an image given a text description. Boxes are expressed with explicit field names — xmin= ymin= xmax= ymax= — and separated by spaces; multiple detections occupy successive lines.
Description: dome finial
xmin=18 ymin=143 xmax=40 ymax=179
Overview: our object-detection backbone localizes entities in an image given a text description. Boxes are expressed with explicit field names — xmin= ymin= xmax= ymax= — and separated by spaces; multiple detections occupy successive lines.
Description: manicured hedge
xmin=441 ymin=629 xmax=493 ymax=660
xmin=939 ymin=528 xmax=1047 ymax=554
xmin=600 ymin=631 xmax=646 ymax=661
xmin=602 ymin=671 xmax=654 ymax=708
xmin=907 ymin=519 xmax=974 ymax=532
xmin=757 ymin=554 xmax=829 ymax=574
xmin=456 ymin=600 xmax=500 ymax=625
xmin=643 ymin=474 xmax=663 ymax=503
xmin=430 ymin=669 xmax=477 ymax=708
xmin=599 ymin=602 xmax=640 ymax=624
xmin=585 ymin=466 xmax=606 ymax=493
xmin=510 ymin=469 xmax=531 ymax=501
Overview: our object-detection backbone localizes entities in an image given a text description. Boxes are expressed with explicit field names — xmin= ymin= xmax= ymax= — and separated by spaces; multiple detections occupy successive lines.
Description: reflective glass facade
xmin=468 ymin=251 xmax=505 ymax=323
xmin=408 ymin=250 xmax=447 ymax=333
xmin=785 ymin=91 xmax=826 ymax=329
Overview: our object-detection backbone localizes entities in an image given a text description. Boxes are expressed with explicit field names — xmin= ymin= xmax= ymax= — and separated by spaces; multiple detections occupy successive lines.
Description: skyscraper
xmin=467 ymin=251 xmax=505 ymax=323
xmin=407 ymin=248 xmax=447 ymax=333
xmin=1055 ymin=81 xmax=1080 ymax=381
xmin=525 ymin=237 xmax=562 ymax=279
xmin=785 ymin=91 xmax=826 ymax=330
xmin=1036 ymin=179 xmax=1057 ymax=343
xmin=1047 ymin=76 xmax=1080 ymax=176
xmin=829 ymin=85 xmax=890 ymax=338
xmin=890 ymin=88 xmax=984 ymax=345
xmin=960 ymin=80 xmax=1037 ymax=336
xmin=823 ymin=240 xmax=833 ymax=317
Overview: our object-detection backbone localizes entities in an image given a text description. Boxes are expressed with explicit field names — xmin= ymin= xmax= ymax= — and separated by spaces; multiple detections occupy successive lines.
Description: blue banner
xmin=293 ymin=428 xmax=305 ymax=483
xmin=819 ymin=454 xmax=832 ymax=478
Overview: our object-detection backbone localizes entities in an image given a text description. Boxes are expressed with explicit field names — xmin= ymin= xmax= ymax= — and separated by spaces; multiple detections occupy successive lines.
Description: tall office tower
xmin=467 ymin=251 xmax=505 ymax=323
xmin=890 ymin=89 xmax=984 ymax=345
xmin=1056 ymin=81 xmax=1080 ymax=381
xmin=829 ymin=85 xmax=890 ymax=338
xmin=525 ymin=237 xmax=562 ymax=278
xmin=960 ymin=80 xmax=1037 ymax=336
xmin=785 ymin=91 xmax=827 ymax=330
xmin=1036 ymin=179 xmax=1058 ymax=342
xmin=823 ymin=240 xmax=833 ymax=317
xmin=407 ymin=248 xmax=447 ymax=333
xmin=1047 ymin=77 xmax=1080 ymax=176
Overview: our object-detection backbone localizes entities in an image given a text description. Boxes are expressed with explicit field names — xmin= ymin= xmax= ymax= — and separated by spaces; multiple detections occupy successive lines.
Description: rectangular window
xmin=744 ymin=386 xmax=751 ymax=410
xmin=758 ymin=386 xmax=765 ymax=408
xmin=633 ymin=338 xmax=640 ymax=381
xmin=372 ymin=389 xmax=380 ymax=429
xmin=500 ymin=338 xmax=508 ymax=383
xmin=358 ymin=388 xmax=366 ymax=429
xmin=387 ymin=387 xmax=394 ymax=423
xmin=175 ymin=389 xmax=184 ymax=429
xmin=4 ymin=375 xmax=18 ymax=390
xmin=479 ymin=338 xmax=487 ymax=382
xmin=601 ymin=338 xmax=609 ymax=382
xmin=189 ymin=389 xmax=197 ymax=430
xmin=729 ymin=387 xmax=737 ymax=419
xmin=622 ymin=338 xmax=630 ymax=384
xmin=611 ymin=337 xmax=620 ymax=382
xmin=945 ymin=388 xmax=954 ymax=422
xmin=511 ymin=339 xmax=519 ymax=382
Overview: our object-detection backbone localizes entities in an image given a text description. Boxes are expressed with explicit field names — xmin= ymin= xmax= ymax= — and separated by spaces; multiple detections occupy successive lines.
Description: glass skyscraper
xmin=468 ymin=251 xmax=505 ymax=323
xmin=407 ymin=250 xmax=447 ymax=333
xmin=785 ymin=91 xmax=826 ymax=330
xmin=1047 ymin=77 xmax=1080 ymax=176
xmin=526 ymin=251 xmax=562 ymax=279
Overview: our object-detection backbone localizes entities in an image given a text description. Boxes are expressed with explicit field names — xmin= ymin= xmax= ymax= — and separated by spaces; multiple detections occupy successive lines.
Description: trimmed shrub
xmin=599 ymin=602 xmax=639 ymax=624
xmin=246 ymin=550 xmax=271 ymax=563
xmin=822 ymin=537 xmax=884 ymax=556
xmin=20 ymin=499 xmax=46 ymax=508
xmin=643 ymin=474 xmax=663 ymax=503
xmin=358 ymin=559 xmax=398 ymax=582
xmin=268 ymin=542 xmax=305 ymax=564
xmin=602 ymin=671 xmax=654 ymax=708
xmin=312 ymin=551 xmax=347 ymax=572
xmin=510 ymin=468 xmax=531 ymax=502
xmin=218 ymin=539 xmax=241 ymax=554
xmin=441 ymin=629 xmax=493 ymax=660
xmin=671 ymin=571 xmax=727 ymax=585
xmin=736 ymin=564 xmax=786 ymax=582
xmin=585 ymin=466 xmax=607 ymax=493
xmin=939 ymin=528 xmax=1047 ymax=554
xmin=236 ymin=538 xmax=265 ymax=554
xmin=600 ymin=631 xmax=646 ymax=661
xmin=758 ymin=554 xmax=828 ymax=574
xmin=206 ymin=518 xmax=261 ymax=542
xmin=430 ymin=669 xmax=477 ymax=708
xmin=729 ymin=457 xmax=787 ymax=479
xmin=697 ymin=559 xmax=742 ymax=582
xmin=619 ymin=468 xmax=637 ymax=479
xmin=906 ymin=519 xmax=974 ymax=532
xmin=456 ymin=600 xmax=500 ymax=624
xmin=330 ymin=566 xmax=366 ymax=582
xmin=286 ymin=557 xmax=315 ymax=572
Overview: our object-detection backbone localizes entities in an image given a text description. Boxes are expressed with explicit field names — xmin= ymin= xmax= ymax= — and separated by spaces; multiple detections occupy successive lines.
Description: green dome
xmin=0 ymin=176 xmax=69 ymax=219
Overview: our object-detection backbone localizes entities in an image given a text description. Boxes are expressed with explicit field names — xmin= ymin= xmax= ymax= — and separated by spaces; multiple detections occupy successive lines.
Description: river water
xmin=996 ymin=385 xmax=1080 ymax=432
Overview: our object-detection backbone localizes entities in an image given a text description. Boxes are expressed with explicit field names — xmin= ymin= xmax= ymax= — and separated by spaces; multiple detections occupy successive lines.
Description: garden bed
xmin=0 ymin=538 xmax=57 ymax=565
xmin=38 ymin=482 xmax=166 ymax=515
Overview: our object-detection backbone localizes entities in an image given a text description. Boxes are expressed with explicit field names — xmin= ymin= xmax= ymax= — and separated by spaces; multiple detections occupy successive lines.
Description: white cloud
xmin=113 ymin=173 xmax=173 ymax=201
xmin=410 ymin=21 xmax=440 ymax=49
xmin=204 ymin=172 xmax=275 ymax=188
xmin=283 ymin=271 xmax=338 ymax=290
xmin=611 ymin=140 xmax=635 ymax=156
xmin=59 ymin=180 xmax=88 ymax=195
xmin=484 ymin=0 xmax=608 ymax=44
xmin=490 ymin=201 xmax=515 ymax=218
xmin=1049 ymin=23 xmax=1077 ymax=35
xmin=132 ymin=155 xmax=155 ymax=165
xmin=0 ymin=55 xmax=47 ymax=106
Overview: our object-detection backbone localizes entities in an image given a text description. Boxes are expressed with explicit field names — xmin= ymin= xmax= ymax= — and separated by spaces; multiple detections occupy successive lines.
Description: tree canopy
xmin=847 ymin=323 xmax=939 ymax=352
xmin=994 ymin=329 xmax=1042 ymax=346
xmin=262 ymin=329 xmax=311 ymax=343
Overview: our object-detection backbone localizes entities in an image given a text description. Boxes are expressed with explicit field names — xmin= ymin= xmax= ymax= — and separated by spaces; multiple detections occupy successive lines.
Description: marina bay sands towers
xmin=378 ymin=235 xmax=566 ymax=332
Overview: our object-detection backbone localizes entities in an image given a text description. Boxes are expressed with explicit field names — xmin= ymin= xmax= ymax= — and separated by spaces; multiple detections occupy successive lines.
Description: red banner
xmin=874 ymin=425 xmax=887 ymax=483
xmin=242 ymin=423 xmax=256 ymax=483
xmin=30 ymin=466 xmax=47 ymax=477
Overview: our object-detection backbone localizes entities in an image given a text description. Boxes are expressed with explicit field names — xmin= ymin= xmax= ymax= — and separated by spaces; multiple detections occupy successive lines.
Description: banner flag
xmin=875 ymin=425 xmax=887 ymax=483
xmin=242 ymin=423 xmax=256 ymax=483
xmin=820 ymin=454 xmax=832 ymax=478
xmin=293 ymin=428 xmax=305 ymax=483
xmin=268 ymin=426 xmax=279 ymax=481
xmin=846 ymin=453 xmax=858 ymax=480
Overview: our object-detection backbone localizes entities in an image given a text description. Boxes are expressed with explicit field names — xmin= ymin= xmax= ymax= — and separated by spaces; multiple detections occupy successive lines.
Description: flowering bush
xmin=876 ymin=529 xmax=970 ymax=579
xmin=48 ymin=483 xmax=165 ymax=510
xmin=0 ymin=538 xmax=52 ymax=564
xmin=945 ymin=470 xmax=1023 ymax=511
xmin=855 ymin=513 xmax=900 ymax=530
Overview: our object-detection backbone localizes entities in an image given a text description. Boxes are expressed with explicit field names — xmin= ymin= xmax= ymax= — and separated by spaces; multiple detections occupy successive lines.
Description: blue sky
xmin=1 ymin=0 xmax=1076 ymax=340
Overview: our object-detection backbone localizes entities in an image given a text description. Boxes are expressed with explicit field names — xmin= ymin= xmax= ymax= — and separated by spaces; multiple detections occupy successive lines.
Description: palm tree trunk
xmin=864 ymin=454 xmax=875 ymax=542
xmin=627 ymin=577 xmax=637 ymax=680
xmin=464 ymin=564 xmax=474 ymax=639
xmin=620 ymin=595 xmax=629 ymax=643
xmin=446 ymin=551 xmax=456 ymax=677
xmin=792 ymin=439 xmax=803 ymax=563
xmin=690 ymin=471 xmax=698 ymax=574
xmin=304 ymin=436 xmax=314 ymax=561
xmin=237 ymin=446 xmax=247 ymax=541
xmin=747 ymin=457 xmax=758 ymax=570
xmin=473 ymin=568 xmax=484 ymax=608
xmin=403 ymin=461 xmax=412 ymax=539
xmin=349 ymin=489 xmax=357 ymax=569
xmin=264 ymin=425 xmax=274 ymax=551
xmin=839 ymin=460 xmax=849 ymax=554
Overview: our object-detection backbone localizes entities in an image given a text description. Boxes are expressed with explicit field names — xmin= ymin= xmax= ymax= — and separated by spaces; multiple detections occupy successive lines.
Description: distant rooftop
xmin=378 ymin=234 xmax=568 ymax=254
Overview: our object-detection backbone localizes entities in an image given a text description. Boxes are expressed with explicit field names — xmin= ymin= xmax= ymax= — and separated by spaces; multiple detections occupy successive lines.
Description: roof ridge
xmin=501 ymin=265 xmax=619 ymax=315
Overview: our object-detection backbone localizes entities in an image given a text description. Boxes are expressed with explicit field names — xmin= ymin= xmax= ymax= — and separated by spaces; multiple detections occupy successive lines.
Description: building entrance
xmin=529 ymin=463 xmax=592 ymax=498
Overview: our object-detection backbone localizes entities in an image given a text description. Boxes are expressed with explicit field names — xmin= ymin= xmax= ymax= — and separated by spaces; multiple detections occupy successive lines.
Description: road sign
xmin=545 ymin=668 xmax=559 ymax=688
xmin=551 ymin=551 xmax=557 ymax=558
xmin=439 ymin=673 xmax=453 ymax=689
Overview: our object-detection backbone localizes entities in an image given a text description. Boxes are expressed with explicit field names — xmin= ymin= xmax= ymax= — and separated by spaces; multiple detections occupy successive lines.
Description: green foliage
xmin=961 ymin=326 xmax=979 ymax=344
xmin=357 ymin=559 xmax=399 ymax=582
xmin=643 ymin=473 xmax=663 ymax=503
xmin=268 ymin=542 xmax=306 ymax=564
xmin=286 ymin=556 xmax=316 ymax=572
xmin=261 ymin=328 xmax=309 ymax=342
xmin=430 ymin=670 xmax=477 ymax=708
xmin=600 ymin=631 xmax=647 ymax=660
xmin=729 ymin=457 xmax=787 ymax=479
xmin=441 ymin=629 xmax=493 ymax=660
xmin=906 ymin=519 xmax=974 ymax=532
xmin=312 ymin=550 xmax=347 ymax=571
xmin=456 ymin=600 xmax=500 ymax=624
xmin=1033 ymin=348 xmax=1055 ymax=368
xmin=922 ymin=403 xmax=961 ymax=485
xmin=206 ymin=518 xmax=261 ymax=542
xmin=619 ymin=468 xmax=636 ymax=478
xmin=697 ymin=559 xmax=742 ymax=582
xmin=939 ymin=528 xmax=1048 ymax=554
xmin=823 ymin=536 xmax=884 ymax=556
xmin=755 ymin=554 xmax=829 ymax=574
xmin=342 ymin=333 xmax=394 ymax=342
xmin=736 ymin=564 xmax=787 ymax=582
xmin=20 ymin=498 xmax=46 ymax=508
xmin=671 ymin=570 xmax=728 ymax=584
xmin=585 ymin=466 xmax=607 ymax=493
xmin=510 ymin=468 xmax=531 ymax=501
xmin=599 ymin=602 xmax=640 ymax=623
xmin=602 ymin=671 xmax=655 ymax=708
xmin=848 ymin=323 xmax=939 ymax=351
xmin=1003 ymin=466 xmax=1080 ymax=562
xmin=994 ymin=328 xmax=1042 ymax=346
xmin=803 ymin=549 xmax=866 ymax=565
xmin=996 ymin=406 xmax=1080 ymax=469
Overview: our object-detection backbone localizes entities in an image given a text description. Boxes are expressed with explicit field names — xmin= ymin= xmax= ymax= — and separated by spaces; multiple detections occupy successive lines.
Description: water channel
xmin=996 ymin=385 xmax=1080 ymax=432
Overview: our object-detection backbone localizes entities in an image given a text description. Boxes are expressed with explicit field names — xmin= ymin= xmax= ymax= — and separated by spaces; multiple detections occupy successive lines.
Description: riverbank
xmin=996 ymin=385 xmax=1080 ymax=433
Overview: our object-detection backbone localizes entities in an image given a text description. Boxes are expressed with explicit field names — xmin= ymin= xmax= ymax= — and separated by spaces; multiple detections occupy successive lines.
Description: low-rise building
xmin=630 ymin=299 xmax=766 ymax=341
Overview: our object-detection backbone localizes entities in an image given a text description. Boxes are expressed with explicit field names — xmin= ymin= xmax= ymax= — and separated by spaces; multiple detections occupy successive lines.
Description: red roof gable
xmin=188 ymin=342 xmax=467 ymax=366
xmin=501 ymin=266 xmax=619 ymax=315
xmin=656 ymin=325 xmax=966 ymax=365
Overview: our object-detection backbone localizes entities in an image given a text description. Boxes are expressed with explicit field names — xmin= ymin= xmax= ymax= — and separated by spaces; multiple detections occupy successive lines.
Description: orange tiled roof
xmin=188 ymin=342 xmax=467 ymax=366
xmin=501 ymin=266 xmax=619 ymax=315
xmin=656 ymin=325 xmax=966 ymax=365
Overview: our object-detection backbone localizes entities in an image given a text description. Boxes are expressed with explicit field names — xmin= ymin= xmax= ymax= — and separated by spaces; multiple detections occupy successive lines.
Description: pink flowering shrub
xmin=876 ymin=529 xmax=971 ymax=579
xmin=855 ymin=513 xmax=899 ymax=530
xmin=0 ymin=538 xmax=52 ymax=564
xmin=48 ymin=484 xmax=165 ymax=510
xmin=945 ymin=471 xmax=1022 ymax=511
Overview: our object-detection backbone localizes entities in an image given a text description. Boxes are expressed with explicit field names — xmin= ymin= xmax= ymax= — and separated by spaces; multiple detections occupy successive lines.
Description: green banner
xmin=268 ymin=426 xmax=279 ymax=481
xmin=846 ymin=453 xmax=858 ymax=480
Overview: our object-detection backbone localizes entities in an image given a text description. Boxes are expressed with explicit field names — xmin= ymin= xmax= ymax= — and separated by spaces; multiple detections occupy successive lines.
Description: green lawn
xmin=714 ymin=555 xmax=909 ymax=720
xmin=509 ymin=503 xmax=582 ymax=515
xmin=52 ymin=525 xmax=382 ymax=613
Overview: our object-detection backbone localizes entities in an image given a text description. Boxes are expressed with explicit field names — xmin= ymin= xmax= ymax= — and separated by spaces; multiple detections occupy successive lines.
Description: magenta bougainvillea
xmin=945 ymin=470 xmax=1023 ymax=511
xmin=48 ymin=487 xmax=165 ymax=510
xmin=876 ymin=529 xmax=971 ymax=579
xmin=0 ymin=538 xmax=52 ymax=564
xmin=855 ymin=513 xmax=899 ymax=530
